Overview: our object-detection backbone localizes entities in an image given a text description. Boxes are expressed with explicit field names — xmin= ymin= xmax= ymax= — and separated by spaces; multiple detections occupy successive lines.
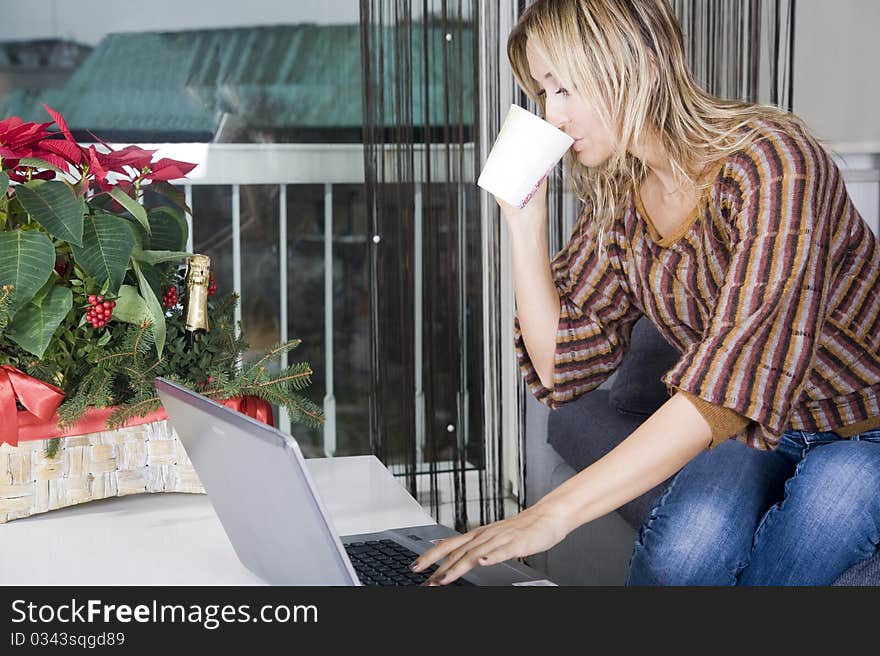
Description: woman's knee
xmin=628 ymin=480 xmax=756 ymax=585
xmin=627 ymin=440 xmax=791 ymax=585
xmin=785 ymin=440 xmax=880 ymax=521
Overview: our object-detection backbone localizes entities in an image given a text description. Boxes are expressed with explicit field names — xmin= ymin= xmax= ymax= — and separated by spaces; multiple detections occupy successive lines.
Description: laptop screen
xmin=155 ymin=378 xmax=359 ymax=585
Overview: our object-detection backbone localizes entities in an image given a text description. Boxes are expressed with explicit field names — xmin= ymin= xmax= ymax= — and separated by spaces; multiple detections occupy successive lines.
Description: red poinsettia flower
xmin=85 ymin=144 xmax=112 ymax=191
xmin=38 ymin=138 xmax=83 ymax=167
xmin=0 ymin=114 xmax=62 ymax=181
xmin=1 ymin=104 xmax=197 ymax=188
xmin=143 ymin=157 xmax=198 ymax=182
xmin=0 ymin=116 xmax=55 ymax=157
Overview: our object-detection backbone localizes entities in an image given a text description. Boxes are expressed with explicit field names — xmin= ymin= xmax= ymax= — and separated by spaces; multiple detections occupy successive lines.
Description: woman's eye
xmin=536 ymin=88 xmax=568 ymax=99
xmin=536 ymin=88 xmax=568 ymax=98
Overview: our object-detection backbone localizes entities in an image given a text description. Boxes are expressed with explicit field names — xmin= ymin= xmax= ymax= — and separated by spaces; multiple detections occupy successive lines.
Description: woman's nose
xmin=544 ymin=103 xmax=568 ymax=131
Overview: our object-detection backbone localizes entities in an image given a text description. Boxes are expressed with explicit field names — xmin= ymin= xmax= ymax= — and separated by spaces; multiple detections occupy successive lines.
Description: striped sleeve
xmin=515 ymin=208 xmax=643 ymax=409
xmin=662 ymin=126 xmax=836 ymax=440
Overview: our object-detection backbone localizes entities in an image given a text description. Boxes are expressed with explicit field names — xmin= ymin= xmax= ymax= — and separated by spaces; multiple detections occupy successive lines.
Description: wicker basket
xmin=0 ymin=418 xmax=204 ymax=523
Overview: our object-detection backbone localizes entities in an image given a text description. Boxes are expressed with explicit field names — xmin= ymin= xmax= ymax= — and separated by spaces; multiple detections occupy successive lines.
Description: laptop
xmin=154 ymin=377 xmax=554 ymax=586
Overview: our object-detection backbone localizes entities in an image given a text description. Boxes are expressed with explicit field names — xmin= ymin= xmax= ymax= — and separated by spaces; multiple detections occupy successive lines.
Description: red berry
xmin=96 ymin=296 xmax=104 ymax=303
xmin=163 ymin=285 xmax=179 ymax=309
xmin=88 ymin=295 xmax=97 ymax=305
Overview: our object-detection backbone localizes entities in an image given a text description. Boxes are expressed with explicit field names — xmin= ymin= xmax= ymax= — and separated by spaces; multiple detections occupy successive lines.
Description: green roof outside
xmin=0 ymin=23 xmax=473 ymax=137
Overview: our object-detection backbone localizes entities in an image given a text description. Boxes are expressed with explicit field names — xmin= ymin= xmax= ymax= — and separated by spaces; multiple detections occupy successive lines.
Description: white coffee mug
xmin=477 ymin=104 xmax=574 ymax=208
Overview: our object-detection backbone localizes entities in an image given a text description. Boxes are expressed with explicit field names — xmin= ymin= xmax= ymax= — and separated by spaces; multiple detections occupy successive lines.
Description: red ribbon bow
xmin=0 ymin=365 xmax=66 ymax=447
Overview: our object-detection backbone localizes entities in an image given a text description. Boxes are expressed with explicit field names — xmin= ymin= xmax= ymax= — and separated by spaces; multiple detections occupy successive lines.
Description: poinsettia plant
xmin=0 ymin=105 xmax=323 ymax=448
xmin=0 ymin=104 xmax=196 ymax=358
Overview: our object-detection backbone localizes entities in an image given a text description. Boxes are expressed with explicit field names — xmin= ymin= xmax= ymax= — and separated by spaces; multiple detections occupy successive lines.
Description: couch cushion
xmin=608 ymin=317 xmax=681 ymax=415
xmin=832 ymin=550 xmax=880 ymax=585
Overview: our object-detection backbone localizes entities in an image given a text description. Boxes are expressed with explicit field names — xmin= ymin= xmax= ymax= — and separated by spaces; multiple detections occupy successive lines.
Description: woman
xmin=411 ymin=0 xmax=880 ymax=586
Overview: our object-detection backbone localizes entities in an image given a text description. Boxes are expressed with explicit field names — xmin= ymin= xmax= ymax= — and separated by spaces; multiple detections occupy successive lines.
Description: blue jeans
xmin=625 ymin=428 xmax=880 ymax=585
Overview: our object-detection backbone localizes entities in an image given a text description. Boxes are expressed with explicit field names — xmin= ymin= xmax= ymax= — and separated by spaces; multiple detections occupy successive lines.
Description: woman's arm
xmin=412 ymin=391 xmax=713 ymax=585
xmin=500 ymin=180 xmax=560 ymax=389
xmin=532 ymin=391 xmax=712 ymax=535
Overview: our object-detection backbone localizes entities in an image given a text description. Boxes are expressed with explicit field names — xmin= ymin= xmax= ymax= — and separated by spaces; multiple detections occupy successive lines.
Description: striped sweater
xmin=515 ymin=118 xmax=880 ymax=451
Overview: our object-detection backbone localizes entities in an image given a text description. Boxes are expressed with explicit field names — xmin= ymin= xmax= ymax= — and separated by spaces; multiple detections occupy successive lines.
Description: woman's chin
xmin=576 ymin=148 xmax=610 ymax=168
xmin=575 ymin=150 xmax=596 ymax=167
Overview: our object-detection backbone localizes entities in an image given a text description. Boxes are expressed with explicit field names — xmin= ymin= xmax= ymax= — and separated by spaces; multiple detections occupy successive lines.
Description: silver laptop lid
xmin=154 ymin=377 xmax=359 ymax=586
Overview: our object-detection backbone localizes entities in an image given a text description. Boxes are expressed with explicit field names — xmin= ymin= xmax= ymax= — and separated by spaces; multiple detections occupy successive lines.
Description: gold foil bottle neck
xmin=185 ymin=254 xmax=210 ymax=333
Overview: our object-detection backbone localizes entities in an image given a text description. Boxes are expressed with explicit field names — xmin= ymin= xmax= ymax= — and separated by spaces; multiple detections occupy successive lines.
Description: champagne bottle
xmin=184 ymin=254 xmax=211 ymax=350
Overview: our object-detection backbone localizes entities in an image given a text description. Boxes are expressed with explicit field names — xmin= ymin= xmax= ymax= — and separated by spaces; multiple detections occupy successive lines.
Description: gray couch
xmin=523 ymin=315 xmax=880 ymax=585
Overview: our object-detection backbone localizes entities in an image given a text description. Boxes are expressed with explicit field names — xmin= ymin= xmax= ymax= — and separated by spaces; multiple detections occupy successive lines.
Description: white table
xmin=0 ymin=456 xmax=435 ymax=585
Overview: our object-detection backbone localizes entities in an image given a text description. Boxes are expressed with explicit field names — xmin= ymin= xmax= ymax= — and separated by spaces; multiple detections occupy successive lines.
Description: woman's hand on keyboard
xmin=409 ymin=502 xmax=569 ymax=586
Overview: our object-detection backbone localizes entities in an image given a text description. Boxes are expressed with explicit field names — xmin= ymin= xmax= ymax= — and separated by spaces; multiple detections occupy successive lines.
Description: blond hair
xmin=507 ymin=0 xmax=810 ymax=255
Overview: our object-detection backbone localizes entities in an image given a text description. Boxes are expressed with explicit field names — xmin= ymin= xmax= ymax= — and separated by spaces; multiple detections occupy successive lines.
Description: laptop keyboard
xmin=344 ymin=539 xmax=473 ymax=586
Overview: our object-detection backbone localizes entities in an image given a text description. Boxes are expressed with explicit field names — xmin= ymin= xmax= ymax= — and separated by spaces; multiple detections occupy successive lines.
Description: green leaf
xmin=133 ymin=249 xmax=190 ymax=266
xmin=132 ymin=259 xmax=166 ymax=356
xmin=0 ymin=172 xmax=9 ymax=198
xmin=110 ymin=187 xmax=150 ymax=236
xmin=6 ymin=286 xmax=72 ymax=358
xmin=136 ymin=261 xmax=163 ymax=301
xmin=14 ymin=181 xmax=85 ymax=247
xmin=17 ymin=157 xmax=68 ymax=176
xmin=30 ymin=271 xmax=60 ymax=307
xmin=112 ymin=284 xmax=150 ymax=325
xmin=0 ymin=230 xmax=56 ymax=321
xmin=96 ymin=329 xmax=112 ymax=347
xmin=146 ymin=206 xmax=188 ymax=252
xmin=150 ymin=181 xmax=191 ymax=214
xmin=70 ymin=212 xmax=136 ymax=295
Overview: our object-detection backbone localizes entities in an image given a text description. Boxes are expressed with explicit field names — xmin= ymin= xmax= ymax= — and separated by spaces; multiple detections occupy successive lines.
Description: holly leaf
xmin=15 ymin=180 xmax=85 ymax=247
xmin=6 ymin=286 xmax=72 ymax=358
xmin=96 ymin=329 xmax=112 ymax=347
xmin=71 ymin=212 xmax=136 ymax=295
xmin=0 ymin=171 xmax=9 ymax=198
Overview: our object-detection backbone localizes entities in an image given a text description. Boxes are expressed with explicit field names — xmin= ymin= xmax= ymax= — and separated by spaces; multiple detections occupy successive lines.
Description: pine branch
xmin=106 ymin=396 xmax=163 ymax=430
xmin=241 ymin=339 xmax=302 ymax=378
xmin=40 ymin=289 xmax=322 ymax=436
